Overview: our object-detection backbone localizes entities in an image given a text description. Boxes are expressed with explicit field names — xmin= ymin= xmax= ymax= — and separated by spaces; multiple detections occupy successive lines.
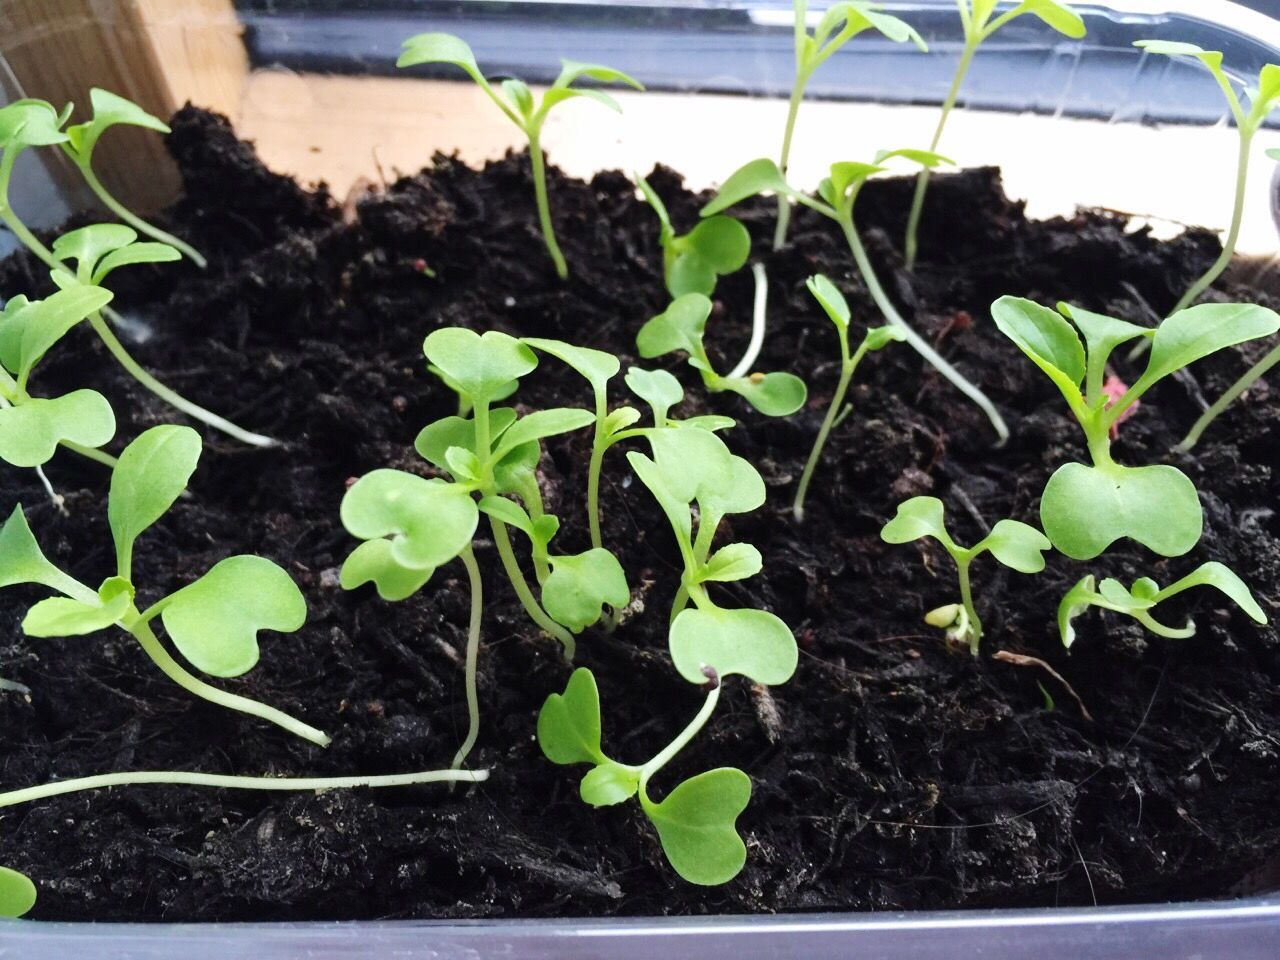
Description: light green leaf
xmin=1057 ymin=302 xmax=1151 ymax=374
xmin=501 ymin=78 xmax=535 ymax=117
xmin=602 ymin=406 xmax=642 ymax=437
xmin=64 ymin=88 xmax=169 ymax=155
xmin=625 ymin=367 xmax=684 ymax=424
xmin=23 ymin=588 xmax=130 ymax=638
xmin=0 ymin=99 xmax=67 ymax=149
xmin=93 ymin=241 xmax=181 ymax=285
xmin=880 ymin=496 xmax=957 ymax=552
xmin=0 ymin=506 xmax=69 ymax=594
xmin=541 ymin=87 xmax=623 ymax=115
xmin=543 ymin=548 xmax=630 ymax=632
xmin=1255 ymin=64 xmax=1280 ymax=114
xmin=108 ymin=425 xmax=201 ymax=578
xmin=669 ymin=607 xmax=798 ymax=686
xmin=807 ymin=274 xmax=850 ymax=335
xmin=0 ymin=389 xmax=115 ymax=468
xmin=1158 ymin=561 xmax=1266 ymax=623
xmin=0 ymin=866 xmax=36 ymax=918
xmin=717 ymin=372 xmax=807 ymax=417
xmin=637 ymin=294 xmax=711 ymax=360
xmin=341 ymin=469 xmax=479 ymax=570
xmin=864 ymin=326 xmax=906 ymax=351
xmin=676 ymin=414 xmax=736 ymax=433
xmin=685 ymin=217 xmax=750 ymax=274
xmin=627 ymin=451 xmax=694 ymax=542
xmin=636 ymin=174 xmax=673 ymax=235
xmin=649 ymin=426 xmax=736 ymax=506
xmin=554 ymin=59 xmax=644 ymax=91
xmin=537 ymin=667 xmax=606 ymax=765
xmin=160 ymin=555 xmax=306 ymax=678
xmin=1137 ymin=302 xmax=1280 ymax=393
xmin=339 ymin=539 xmax=434 ymax=601
xmin=491 ymin=407 xmax=596 ymax=462
xmin=580 ymin=761 xmax=640 ymax=807
xmin=423 ymin=328 xmax=537 ymax=404
xmin=701 ymin=158 xmax=794 ymax=217
xmin=1010 ymin=0 xmax=1086 ymax=39
xmin=976 ymin=519 xmax=1052 ymax=573
xmin=991 ymin=296 xmax=1086 ymax=403
xmin=1057 ymin=574 xmax=1097 ymax=648
xmin=8 ymin=285 xmax=114 ymax=378
xmin=397 ymin=32 xmax=483 ymax=80
xmin=522 ymin=338 xmax=619 ymax=392
xmin=51 ymin=223 xmax=137 ymax=273
xmin=477 ymin=495 xmax=534 ymax=535
xmin=827 ymin=161 xmax=886 ymax=200
xmin=415 ymin=408 xmax=517 ymax=468
xmin=1134 ymin=40 xmax=1225 ymax=78
xmin=698 ymin=454 xmax=766 ymax=518
xmin=1040 ymin=461 xmax=1201 ymax=560
xmin=667 ymin=250 xmax=718 ymax=299
xmin=641 ymin=768 xmax=751 ymax=886
xmin=697 ymin=543 xmax=762 ymax=583
xmin=427 ymin=363 xmax=518 ymax=407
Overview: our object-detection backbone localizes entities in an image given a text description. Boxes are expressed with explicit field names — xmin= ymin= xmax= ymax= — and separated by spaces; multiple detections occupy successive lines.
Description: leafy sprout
xmin=0 ymin=425 xmax=327 ymax=746
xmin=60 ymin=88 xmax=208 ymax=267
xmin=991 ymin=296 xmax=1280 ymax=560
xmin=902 ymin=0 xmax=1085 ymax=269
xmin=397 ymin=33 xmax=643 ymax=279
xmin=774 ymin=1 xmax=926 ymax=249
xmin=539 ymin=415 xmax=796 ymax=885
xmin=792 ymin=273 xmax=903 ymax=520
xmin=0 ymin=865 xmax=36 ymax=918
xmin=637 ymin=293 xmax=807 ymax=416
xmin=1058 ymin=562 xmax=1266 ymax=646
xmin=636 ymin=174 xmax=750 ymax=298
xmin=881 ymin=496 xmax=1051 ymax=655
xmin=703 ymin=151 xmax=1009 ymax=442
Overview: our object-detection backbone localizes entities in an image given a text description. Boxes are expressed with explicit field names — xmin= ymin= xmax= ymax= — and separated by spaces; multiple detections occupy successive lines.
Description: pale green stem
xmin=516 ymin=473 xmax=552 ymax=585
xmin=638 ymin=682 xmax=722 ymax=802
xmin=75 ymin=158 xmax=207 ymax=268
xmin=772 ymin=79 xmax=808 ymax=250
xmin=527 ymin=130 xmax=568 ymax=280
xmin=956 ymin=554 xmax=982 ymax=656
xmin=839 ymin=212 xmax=1009 ymax=443
xmin=62 ymin=440 xmax=117 ymax=468
xmin=904 ymin=35 xmax=979 ymax=271
xmin=450 ymin=547 xmax=484 ymax=773
xmin=489 ymin=517 xmax=575 ymax=659
xmin=1177 ymin=338 xmax=1280 ymax=451
xmin=1132 ymin=610 xmax=1196 ymax=640
xmin=793 ymin=345 xmax=861 ymax=522
xmin=0 ymin=767 xmax=487 ymax=810
xmin=129 ymin=617 xmax=331 ymax=747
xmin=1173 ymin=128 xmax=1253 ymax=314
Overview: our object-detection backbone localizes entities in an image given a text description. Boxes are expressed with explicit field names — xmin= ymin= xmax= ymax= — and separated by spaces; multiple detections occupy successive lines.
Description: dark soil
xmin=1 ymin=107 xmax=1278 ymax=922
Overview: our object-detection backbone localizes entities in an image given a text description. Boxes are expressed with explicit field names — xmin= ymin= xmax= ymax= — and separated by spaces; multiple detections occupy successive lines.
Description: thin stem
xmin=451 ymin=547 xmax=484 ymax=772
xmin=75 ymin=158 xmax=207 ymax=268
xmin=638 ymin=683 xmax=722 ymax=804
xmin=1178 ymin=338 xmax=1280 ymax=451
xmin=0 ymin=767 xmax=487 ymax=810
xmin=488 ymin=517 xmax=576 ymax=659
xmin=772 ymin=79 xmax=808 ymax=250
xmin=904 ymin=36 xmax=979 ymax=271
xmin=129 ymin=618 xmax=331 ymax=747
xmin=517 ymin=473 xmax=552 ymax=585
xmin=839 ymin=213 xmax=1009 ymax=443
xmin=527 ymin=130 xmax=568 ymax=280
xmin=727 ymin=264 xmax=769 ymax=379
xmin=61 ymin=440 xmax=117 ymax=468
xmin=1132 ymin=610 xmax=1196 ymax=640
xmin=956 ymin=556 xmax=982 ymax=657
xmin=793 ymin=349 xmax=860 ymax=521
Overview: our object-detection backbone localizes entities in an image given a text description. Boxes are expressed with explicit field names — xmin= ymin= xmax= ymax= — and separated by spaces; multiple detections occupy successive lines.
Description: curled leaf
xmin=543 ymin=548 xmax=630 ymax=633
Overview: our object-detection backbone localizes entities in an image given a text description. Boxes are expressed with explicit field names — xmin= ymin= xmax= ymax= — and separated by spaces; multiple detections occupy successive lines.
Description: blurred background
xmin=2 ymin=1 xmax=1279 ymax=266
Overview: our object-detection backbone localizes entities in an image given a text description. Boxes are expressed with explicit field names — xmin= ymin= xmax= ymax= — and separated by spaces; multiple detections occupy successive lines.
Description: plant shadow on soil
xmin=1 ymin=107 xmax=1278 ymax=921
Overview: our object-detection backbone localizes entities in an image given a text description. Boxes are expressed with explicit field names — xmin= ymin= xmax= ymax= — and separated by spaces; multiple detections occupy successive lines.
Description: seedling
xmin=792 ymin=274 xmax=903 ymax=520
xmin=0 ymin=101 xmax=274 ymax=446
xmin=991 ymin=296 xmax=1280 ymax=559
xmin=774 ymin=1 xmax=926 ymax=248
xmin=1058 ymin=562 xmax=1266 ymax=646
xmin=0 ymin=425 xmax=327 ymax=746
xmin=539 ymin=422 xmax=797 ymax=885
xmin=0 ymin=866 xmax=36 ymax=918
xmin=60 ymin=88 xmax=207 ymax=267
xmin=637 ymin=293 xmax=807 ymax=416
xmin=397 ymin=33 xmax=642 ymax=279
xmin=342 ymin=328 xmax=629 ymax=768
xmin=1132 ymin=43 xmax=1280 ymax=316
xmin=0 ymin=286 xmax=118 ymax=471
xmin=902 ymin=0 xmax=1085 ymax=269
xmin=636 ymin=174 xmax=750 ymax=298
xmin=703 ymin=151 xmax=1009 ymax=442
xmin=881 ymin=495 xmax=1051 ymax=655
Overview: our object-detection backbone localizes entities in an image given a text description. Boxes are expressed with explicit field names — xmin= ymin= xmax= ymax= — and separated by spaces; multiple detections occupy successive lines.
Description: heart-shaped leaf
xmin=625 ymin=367 xmax=684 ymax=424
xmin=1136 ymin=303 xmax=1280 ymax=394
xmin=976 ymin=519 xmax=1052 ymax=574
xmin=0 ymin=389 xmax=115 ymax=468
xmin=701 ymin=158 xmax=795 ymax=217
xmin=640 ymin=768 xmax=751 ymax=886
xmin=669 ymin=607 xmax=797 ymax=686
xmin=423 ymin=328 xmax=537 ymax=404
xmin=108 ymin=425 xmax=201 ymax=578
xmin=580 ymin=761 xmax=641 ymax=807
xmin=880 ymin=496 xmax=958 ymax=552
xmin=717 ymin=372 xmax=807 ymax=417
xmin=160 ymin=556 xmax=307 ymax=678
xmin=538 ymin=667 xmax=606 ymax=766
xmin=522 ymin=338 xmax=619 ymax=393
xmin=339 ymin=539 xmax=434 ymax=601
xmin=543 ymin=548 xmax=630 ymax=632
xmin=637 ymin=294 xmax=711 ymax=360
xmin=341 ymin=470 xmax=479 ymax=571
xmin=1040 ymin=461 xmax=1201 ymax=560
xmin=0 ymin=866 xmax=36 ymax=918
xmin=991 ymin=296 xmax=1085 ymax=405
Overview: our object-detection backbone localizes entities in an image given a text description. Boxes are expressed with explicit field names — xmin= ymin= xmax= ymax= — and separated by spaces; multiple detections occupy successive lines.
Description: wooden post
xmin=0 ymin=0 xmax=249 ymax=213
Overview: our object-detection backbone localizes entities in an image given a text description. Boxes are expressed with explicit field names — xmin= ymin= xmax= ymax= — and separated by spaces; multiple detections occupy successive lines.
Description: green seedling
xmin=704 ymin=151 xmax=1009 ymax=442
xmin=881 ymin=495 xmax=1051 ymax=655
xmin=792 ymin=274 xmax=903 ymax=520
xmin=0 ymin=286 xmax=117 ymax=472
xmin=0 ymin=866 xmax=36 ymax=918
xmin=774 ymin=1 xmax=926 ymax=248
xmin=991 ymin=296 xmax=1280 ymax=560
xmin=540 ymin=423 xmax=797 ymax=885
xmin=0 ymin=101 xmax=274 ymax=446
xmin=0 ymin=425 xmax=327 ymax=746
xmin=60 ymin=88 xmax=207 ymax=267
xmin=1058 ymin=562 xmax=1266 ymax=645
xmin=397 ymin=33 xmax=642 ymax=279
xmin=1133 ymin=43 xmax=1280 ymax=317
xmin=342 ymin=329 xmax=629 ymax=768
xmin=637 ymin=293 xmax=807 ymax=416
xmin=902 ymin=1 xmax=1085 ymax=269
xmin=636 ymin=174 xmax=750 ymax=298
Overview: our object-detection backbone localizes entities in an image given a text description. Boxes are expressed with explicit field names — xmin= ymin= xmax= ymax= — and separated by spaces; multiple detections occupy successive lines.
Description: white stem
xmin=727 ymin=263 xmax=769 ymax=379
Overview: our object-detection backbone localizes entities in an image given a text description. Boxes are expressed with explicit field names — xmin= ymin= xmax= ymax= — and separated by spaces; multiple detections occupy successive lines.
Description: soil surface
xmin=1 ymin=107 xmax=1278 ymax=922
